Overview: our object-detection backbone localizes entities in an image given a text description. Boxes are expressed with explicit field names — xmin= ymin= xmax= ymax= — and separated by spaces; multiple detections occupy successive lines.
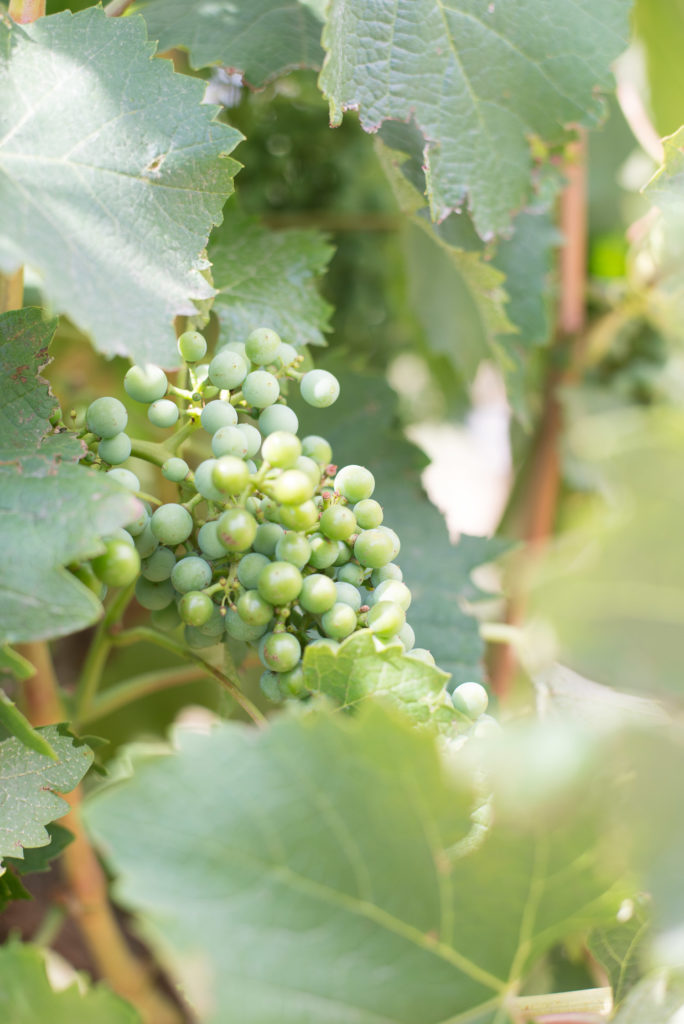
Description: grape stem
xmin=167 ymin=383 xmax=194 ymax=401
xmin=129 ymin=438 xmax=169 ymax=468
xmin=167 ymin=418 xmax=201 ymax=453
xmin=182 ymin=491 xmax=203 ymax=512
xmin=111 ymin=626 xmax=268 ymax=728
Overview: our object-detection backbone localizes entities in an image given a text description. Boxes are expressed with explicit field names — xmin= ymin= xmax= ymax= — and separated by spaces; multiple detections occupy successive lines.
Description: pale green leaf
xmin=612 ymin=971 xmax=684 ymax=1023
xmin=209 ymin=211 xmax=334 ymax=347
xmin=0 ymin=725 xmax=92 ymax=866
xmin=0 ymin=942 xmax=140 ymax=1024
xmin=85 ymin=709 xmax=624 ymax=1024
xmin=0 ymin=691 xmax=58 ymax=759
xmin=135 ymin=0 xmax=324 ymax=85
xmin=0 ymin=9 xmax=241 ymax=365
xmin=321 ymin=0 xmax=631 ymax=237
xmin=589 ymin=897 xmax=651 ymax=1006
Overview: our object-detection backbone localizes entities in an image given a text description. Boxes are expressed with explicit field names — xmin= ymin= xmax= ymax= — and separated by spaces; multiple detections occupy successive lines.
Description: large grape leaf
xmin=320 ymin=0 xmax=631 ymax=238
xmin=86 ymin=708 xmax=625 ymax=1024
xmin=0 ymin=724 xmax=92 ymax=866
xmin=209 ymin=211 xmax=334 ymax=348
xmin=0 ymin=942 xmax=139 ymax=1024
xmin=0 ymin=8 xmax=241 ymax=366
xmin=135 ymin=0 xmax=324 ymax=85
xmin=612 ymin=972 xmax=684 ymax=1023
xmin=294 ymin=357 xmax=507 ymax=681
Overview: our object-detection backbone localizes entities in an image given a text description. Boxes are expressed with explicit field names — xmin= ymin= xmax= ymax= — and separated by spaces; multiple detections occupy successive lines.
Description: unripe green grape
xmin=333 ymin=541 xmax=352 ymax=566
xmin=148 ymin=399 xmax=179 ymax=429
xmin=185 ymin=624 xmax=217 ymax=649
xmin=272 ymin=469 xmax=314 ymax=506
xmin=259 ymin=404 xmax=298 ymax=437
xmin=336 ymin=562 xmax=365 ymax=586
xmin=237 ymin=590 xmax=273 ymax=626
xmin=275 ymin=531 xmax=311 ymax=569
xmin=294 ymin=456 xmax=321 ymax=488
xmin=86 ymin=396 xmax=127 ymax=439
xmin=161 ymin=457 xmax=189 ymax=483
xmin=262 ymin=431 xmax=301 ymax=468
xmin=245 ymin=327 xmax=281 ymax=365
xmin=371 ymin=563 xmax=403 ymax=586
xmin=320 ymin=505 xmax=356 ymax=541
xmin=107 ymin=467 xmax=140 ymax=493
xmin=92 ymin=538 xmax=141 ymax=587
xmin=472 ymin=714 xmax=501 ymax=740
xmin=124 ymin=364 xmax=168 ymax=403
xmin=397 ymin=622 xmax=415 ymax=651
xmin=276 ymin=342 xmax=299 ymax=368
xmin=212 ymin=425 xmax=248 ymax=459
xmin=253 ymin=522 xmax=285 ymax=557
xmin=237 ymin=553 xmax=270 ymax=590
xmin=367 ymin=600 xmax=405 ymax=638
xmin=179 ymin=590 xmax=214 ymax=626
xmin=198 ymin=521 xmax=228 ymax=560
xmin=406 ymin=648 xmax=435 ymax=666
xmin=103 ymin=528 xmax=135 ymax=547
xmin=178 ymin=330 xmax=207 ymax=363
xmin=242 ymin=370 xmax=279 ymax=408
xmin=321 ymin=602 xmax=357 ymax=639
xmin=300 ymin=369 xmax=339 ymax=408
xmin=225 ymin=340 xmax=248 ymax=359
xmin=150 ymin=602 xmax=182 ymax=632
xmin=354 ymin=528 xmax=394 ymax=569
xmin=257 ymin=561 xmax=303 ymax=605
xmin=208 ymin=349 xmax=249 ymax=390
xmin=280 ymin=662 xmax=306 ymax=697
xmin=141 ymin=546 xmax=176 ymax=582
xmin=135 ymin=576 xmax=175 ymax=610
xmin=279 ymin=500 xmax=318 ymax=530
xmin=171 ymin=555 xmax=212 ymax=594
xmin=260 ymin=670 xmax=283 ymax=703
xmin=261 ymin=497 xmax=281 ymax=523
xmin=201 ymin=400 xmax=238 ymax=434
xmin=354 ymin=498 xmax=383 ymax=529
xmin=197 ymin=605 xmax=225 ymax=638
xmin=259 ymin=631 xmax=301 ymax=672
xmin=194 ymin=459 xmax=224 ymax=502
xmin=225 ymin=608 xmax=270 ymax=642
xmin=150 ymin=504 xmax=193 ymax=546
xmin=374 ymin=579 xmax=411 ymax=611
xmin=299 ymin=573 xmax=336 ymax=614
xmin=212 ymin=455 xmax=249 ymax=495
xmin=302 ymin=435 xmax=332 ymax=466
xmin=125 ymin=503 xmax=150 ymax=538
xmin=133 ymin=522 xmax=159 ymax=558
xmin=98 ymin=432 xmax=131 ymax=465
xmin=217 ymin=507 xmax=257 ymax=552
xmin=335 ymin=464 xmax=375 ymax=502
xmin=334 ymin=581 xmax=362 ymax=612
xmin=378 ymin=525 xmax=401 ymax=559
xmin=237 ymin=423 xmax=262 ymax=458
xmin=451 ymin=682 xmax=489 ymax=720
xmin=246 ymin=459 xmax=258 ymax=475
xmin=308 ymin=533 xmax=339 ymax=569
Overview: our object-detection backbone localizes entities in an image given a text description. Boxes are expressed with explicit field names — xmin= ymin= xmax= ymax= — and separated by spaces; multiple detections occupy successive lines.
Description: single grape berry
xmin=236 ymin=423 xmax=262 ymax=457
xmin=86 ymin=396 xmax=128 ymax=439
xmin=406 ymin=648 xmax=435 ymax=666
xmin=209 ymin=349 xmax=249 ymax=390
xmin=354 ymin=528 xmax=395 ymax=569
xmin=196 ymin=605 xmax=225 ymax=638
xmin=276 ymin=342 xmax=299 ymax=368
xmin=299 ymin=573 xmax=337 ymax=614
xmin=178 ymin=330 xmax=207 ymax=363
xmin=371 ymin=563 xmax=403 ymax=586
xmin=150 ymin=504 xmax=193 ymax=546
xmin=185 ymin=625 xmax=217 ymax=649
xmin=279 ymin=500 xmax=319 ymax=531
xmin=217 ymin=507 xmax=258 ymax=552
xmin=275 ymin=531 xmax=311 ymax=569
xmin=367 ymin=600 xmax=406 ymax=638
xmin=262 ymin=431 xmax=301 ymax=468
xmin=151 ymin=603 xmax=182 ymax=633
xmin=107 ymin=467 xmax=140 ymax=493
xmin=212 ymin=456 xmax=249 ymax=495
xmin=237 ymin=590 xmax=273 ymax=626
xmin=280 ymin=663 xmax=307 ymax=697
xmin=373 ymin=579 xmax=412 ymax=610
xmin=257 ymin=562 xmax=303 ymax=605
xmin=179 ymin=590 xmax=214 ymax=627
xmin=336 ymin=562 xmax=365 ymax=586
xmin=148 ymin=399 xmax=179 ymax=429
xmin=237 ymin=552 xmax=270 ymax=590
xmin=308 ymin=533 xmax=339 ymax=570
xmin=253 ymin=522 xmax=285 ymax=557
xmin=124 ymin=364 xmax=168 ymax=404
xmin=135 ymin=576 xmax=175 ymax=610
xmin=98 ymin=432 xmax=131 ymax=465
xmin=92 ymin=538 xmax=141 ymax=587
xmin=398 ymin=622 xmax=415 ymax=651
xmin=198 ymin=521 xmax=228 ymax=560
xmin=194 ymin=459 xmax=225 ymax=502
xmin=171 ymin=555 xmax=213 ymax=594
xmin=161 ymin=457 xmax=189 ymax=483
xmin=334 ymin=581 xmax=362 ymax=612
xmin=320 ymin=505 xmax=357 ymax=541
xmin=378 ymin=525 xmax=401 ymax=559
xmin=302 ymin=435 xmax=332 ymax=466
xmin=133 ymin=522 xmax=159 ymax=559
xmin=245 ymin=327 xmax=282 ymax=365
xmin=242 ymin=370 xmax=280 ymax=409
xmin=333 ymin=540 xmax=352 ymax=566
xmin=259 ymin=404 xmax=299 ymax=437
xmin=335 ymin=465 xmax=375 ymax=502
xmin=294 ymin=456 xmax=321 ymax=489
xmin=321 ymin=602 xmax=357 ymax=639
xmin=272 ymin=469 xmax=314 ymax=506
xmin=141 ymin=546 xmax=176 ymax=582
xmin=451 ymin=682 xmax=489 ymax=720
xmin=354 ymin=498 xmax=383 ymax=529
xmin=300 ymin=369 xmax=340 ymax=408
xmin=201 ymin=400 xmax=238 ymax=434
xmin=212 ymin=425 xmax=248 ymax=459
xmin=225 ymin=608 xmax=270 ymax=642
xmin=259 ymin=631 xmax=301 ymax=672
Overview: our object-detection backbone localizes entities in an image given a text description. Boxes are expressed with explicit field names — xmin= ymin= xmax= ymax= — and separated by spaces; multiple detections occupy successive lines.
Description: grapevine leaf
xmin=302 ymin=629 xmax=462 ymax=730
xmin=0 ymin=691 xmax=58 ymax=759
xmin=4 ymin=822 xmax=74 ymax=875
xmin=86 ymin=709 xmax=624 ymax=1024
xmin=135 ymin=0 xmax=324 ymax=85
xmin=611 ymin=971 xmax=684 ymax=1023
xmin=588 ymin=897 xmax=651 ymax=1006
xmin=320 ymin=0 xmax=631 ymax=237
xmin=0 ymin=869 xmax=30 ymax=911
xmin=0 ymin=8 xmax=241 ymax=366
xmin=0 ymin=942 xmax=140 ymax=1024
xmin=209 ymin=211 xmax=334 ymax=348
xmin=0 ymin=725 xmax=92 ymax=866
xmin=294 ymin=358 xmax=507 ymax=681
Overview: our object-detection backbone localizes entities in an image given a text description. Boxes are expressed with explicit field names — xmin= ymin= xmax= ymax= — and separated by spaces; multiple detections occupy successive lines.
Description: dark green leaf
xmin=5 ymin=822 xmax=74 ymax=876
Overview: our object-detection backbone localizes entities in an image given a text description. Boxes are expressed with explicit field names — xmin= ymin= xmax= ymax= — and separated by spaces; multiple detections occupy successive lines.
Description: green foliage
xmin=612 ymin=971 xmax=684 ymax=1023
xmin=0 ymin=942 xmax=140 ymax=1024
xmin=0 ymin=691 xmax=58 ymax=759
xmin=589 ymin=897 xmax=650 ymax=1006
xmin=4 ymin=822 xmax=73 ymax=875
xmin=0 ymin=8 xmax=241 ymax=365
xmin=135 ymin=0 xmax=325 ymax=84
xmin=0 ymin=725 xmax=92 ymax=867
xmin=634 ymin=0 xmax=684 ymax=137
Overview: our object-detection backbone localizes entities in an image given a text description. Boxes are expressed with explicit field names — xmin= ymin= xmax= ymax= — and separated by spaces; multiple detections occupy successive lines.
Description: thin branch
xmin=0 ymin=267 xmax=23 ymax=313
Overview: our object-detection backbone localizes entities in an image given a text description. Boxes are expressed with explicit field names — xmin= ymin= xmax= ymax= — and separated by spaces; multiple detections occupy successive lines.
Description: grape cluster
xmin=78 ymin=327 xmax=486 ymax=715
